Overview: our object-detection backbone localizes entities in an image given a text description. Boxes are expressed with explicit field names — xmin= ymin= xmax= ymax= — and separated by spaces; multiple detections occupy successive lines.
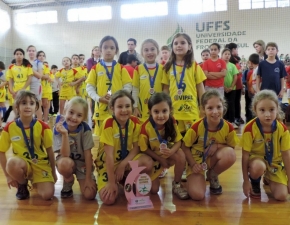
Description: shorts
xmin=42 ymin=92 xmax=50 ymax=99
xmin=177 ymin=120 xmax=195 ymax=134
xmin=186 ymin=150 xmax=211 ymax=177
xmin=30 ymin=84 xmax=42 ymax=101
xmin=249 ymin=155 xmax=287 ymax=185
xmin=19 ymin=156 xmax=54 ymax=184
xmin=205 ymin=86 xmax=224 ymax=98
xmin=56 ymin=155 xmax=96 ymax=180
xmin=96 ymin=153 xmax=142 ymax=191
xmin=94 ymin=120 xmax=103 ymax=136
xmin=0 ymin=88 xmax=6 ymax=102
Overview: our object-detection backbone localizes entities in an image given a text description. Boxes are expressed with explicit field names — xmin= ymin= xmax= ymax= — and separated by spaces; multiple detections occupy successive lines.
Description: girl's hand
xmin=278 ymin=90 xmax=284 ymax=99
xmin=160 ymin=148 xmax=173 ymax=158
xmin=55 ymin=123 xmax=68 ymax=135
xmin=115 ymin=163 xmax=126 ymax=182
xmin=69 ymin=82 xmax=75 ymax=86
xmin=105 ymin=93 xmax=111 ymax=100
xmin=133 ymin=108 xmax=141 ymax=118
xmin=82 ymin=178 xmax=97 ymax=193
xmin=206 ymin=143 xmax=218 ymax=157
xmin=243 ymin=180 xmax=251 ymax=197
xmin=6 ymin=176 xmax=18 ymax=189
xmin=99 ymin=97 xmax=109 ymax=104
xmin=191 ymin=163 xmax=203 ymax=174
xmin=101 ymin=182 xmax=118 ymax=202
xmin=52 ymin=171 xmax=58 ymax=183
xmin=160 ymin=158 xmax=170 ymax=169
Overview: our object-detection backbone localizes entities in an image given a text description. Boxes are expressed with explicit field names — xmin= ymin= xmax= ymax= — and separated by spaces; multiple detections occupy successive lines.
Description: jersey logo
xmin=149 ymin=137 xmax=158 ymax=141
xmin=11 ymin=136 xmax=21 ymax=141
xmin=170 ymin=71 xmax=174 ymax=75
xmin=254 ymin=138 xmax=263 ymax=143
xmin=97 ymin=72 xmax=104 ymax=76
xmin=274 ymin=68 xmax=280 ymax=73
xmin=216 ymin=63 xmax=222 ymax=68
xmin=198 ymin=137 xmax=204 ymax=141
xmin=114 ymin=133 xmax=120 ymax=138
xmin=140 ymin=75 xmax=147 ymax=80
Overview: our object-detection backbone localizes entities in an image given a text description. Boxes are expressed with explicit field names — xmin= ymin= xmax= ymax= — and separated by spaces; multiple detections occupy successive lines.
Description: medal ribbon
xmin=113 ymin=116 xmax=129 ymax=160
xmin=100 ymin=60 xmax=116 ymax=92
xmin=16 ymin=118 xmax=37 ymax=160
xmin=173 ymin=63 xmax=186 ymax=91
xmin=203 ymin=118 xmax=224 ymax=163
xmin=149 ymin=117 xmax=167 ymax=145
xmin=256 ymin=118 xmax=276 ymax=165
xmin=144 ymin=63 xmax=159 ymax=90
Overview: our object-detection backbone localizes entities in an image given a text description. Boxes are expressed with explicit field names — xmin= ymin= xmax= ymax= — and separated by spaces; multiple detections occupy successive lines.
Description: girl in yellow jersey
xmin=55 ymin=57 xmax=83 ymax=115
xmin=0 ymin=62 xmax=6 ymax=130
xmin=37 ymin=51 xmax=52 ymax=123
xmin=139 ymin=92 xmax=189 ymax=199
xmin=0 ymin=90 xmax=57 ymax=200
xmin=6 ymin=48 xmax=33 ymax=100
xmin=86 ymin=36 xmax=132 ymax=136
xmin=71 ymin=54 xmax=87 ymax=99
xmin=162 ymin=33 xmax=206 ymax=135
xmin=182 ymin=89 xmax=238 ymax=199
xmin=241 ymin=90 xmax=290 ymax=200
xmin=95 ymin=90 xmax=153 ymax=205
xmin=132 ymin=39 xmax=163 ymax=124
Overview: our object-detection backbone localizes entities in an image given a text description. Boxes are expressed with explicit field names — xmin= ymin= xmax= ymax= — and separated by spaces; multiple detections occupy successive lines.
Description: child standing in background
xmin=160 ymin=45 xmax=170 ymax=66
xmin=54 ymin=97 xmax=97 ymax=199
xmin=132 ymin=39 xmax=163 ymax=123
xmin=139 ymin=92 xmax=189 ymax=199
xmin=123 ymin=54 xmax=138 ymax=79
xmin=49 ymin=65 xmax=59 ymax=116
xmin=162 ymin=33 xmax=206 ymax=135
xmin=6 ymin=48 xmax=33 ymax=100
xmin=86 ymin=36 xmax=132 ymax=136
xmin=0 ymin=91 xmax=57 ymax=200
xmin=0 ymin=61 xmax=6 ymax=130
xmin=199 ymin=49 xmax=210 ymax=69
xmin=241 ymin=90 xmax=290 ymax=200
xmin=182 ymin=89 xmax=238 ymax=199
xmin=55 ymin=57 xmax=83 ymax=115
xmin=222 ymin=48 xmax=238 ymax=128
xmin=202 ymin=43 xmax=227 ymax=97
xmin=95 ymin=90 xmax=153 ymax=205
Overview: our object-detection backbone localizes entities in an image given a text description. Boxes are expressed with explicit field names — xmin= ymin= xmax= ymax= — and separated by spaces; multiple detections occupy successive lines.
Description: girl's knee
xmin=83 ymin=189 xmax=97 ymax=200
xmin=99 ymin=194 xmax=116 ymax=205
xmin=6 ymin=157 xmax=26 ymax=173
xmin=273 ymin=189 xmax=288 ymax=201
xmin=57 ymin=157 xmax=74 ymax=174
xmin=39 ymin=189 xmax=55 ymax=200
xmin=189 ymin=191 xmax=205 ymax=201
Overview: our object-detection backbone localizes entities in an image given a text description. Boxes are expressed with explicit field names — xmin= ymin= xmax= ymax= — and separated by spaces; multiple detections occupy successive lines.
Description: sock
xmin=249 ymin=176 xmax=261 ymax=183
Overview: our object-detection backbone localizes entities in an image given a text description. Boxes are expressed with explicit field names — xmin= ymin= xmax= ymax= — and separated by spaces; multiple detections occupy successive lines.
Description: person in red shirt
xmin=202 ymin=43 xmax=227 ymax=97
xmin=199 ymin=49 xmax=210 ymax=69
xmin=285 ymin=65 xmax=290 ymax=104
xmin=123 ymin=54 xmax=138 ymax=79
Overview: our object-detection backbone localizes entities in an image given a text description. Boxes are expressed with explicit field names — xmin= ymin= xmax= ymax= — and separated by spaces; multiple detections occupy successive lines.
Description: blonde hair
xmin=14 ymin=90 xmax=39 ymax=117
xmin=141 ymin=39 xmax=160 ymax=57
xmin=65 ymin=96 xmax=89 ymax=122
xmin=251 ymin=90 xmax=284 ymax=121
xmin=91 ymin=46 xmax=99 ymax=58
xmin=201 ymin=89 xmax=227 ymax=115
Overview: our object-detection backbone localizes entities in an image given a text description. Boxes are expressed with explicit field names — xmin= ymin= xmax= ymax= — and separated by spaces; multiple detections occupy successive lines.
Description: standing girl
xmin=132 ymin=39 xmax=163 ymax=123
xmin=95 ymin=90 xmax=153 ymax=205
xmin=162 ymin=33 xmax=206 ymax=136
xmin=0 ymin=90 xmax=57 ymax=200
xmin=27 ymin=45 xmax=43 ymax=120
xmin=241 ymin=90 xmax=290 ymax=200
xmin=6 ymin=48 xmax=33 ymax=100
xmin=222 ymin=48 xmax=239 ymax=128
xmin=86 ymin=46 xmax=101 ymax=73
xmin=182 ymin=89 xmax=238 ymax=199
xmin=139 ymin=92 xmax=189 ymax=199
xmin=55 ymin=57 xmax=83 ymax=115
xmin=0 ymin=62 xmax=6 ymax=130
xmin=71 ymin=54 xmax=87 ymax=99
xmin=86 ymin=36 xmax=132 ymax=136
xmin=54 ymin=96 xmax=97 ymax=199
xmin=202 ymin=43 xmax=227 ymax=97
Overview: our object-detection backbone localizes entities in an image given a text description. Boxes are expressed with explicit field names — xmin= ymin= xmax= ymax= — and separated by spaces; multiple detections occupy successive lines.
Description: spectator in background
xmin=123 ymin=54 xmax=138 ymax=79
xmin=86 ymin=46 xmax=101 ymax=72
xmin=118 ymin=38 xmax=143 ymax=65
xmin=159 ymin=45 xmax=170 ymax=65
xmin=79 ymin=54 xmax=85 ymax=67
xmin=253 ymin=40 xmax=279 ymax=61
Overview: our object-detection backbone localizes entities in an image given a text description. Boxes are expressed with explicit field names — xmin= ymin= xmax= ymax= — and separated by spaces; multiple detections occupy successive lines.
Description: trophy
xmin=124 ymin=161 xmax=153 ymax=211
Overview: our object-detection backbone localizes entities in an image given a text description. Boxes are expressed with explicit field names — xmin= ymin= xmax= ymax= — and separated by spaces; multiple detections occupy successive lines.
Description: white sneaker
xmin=159 ymin=168 xmax=168 ymax=178
xmin=181 ymin=169 xmax=187 ymax=181
xmin=231 ymin=122 xmax=238 ymax=129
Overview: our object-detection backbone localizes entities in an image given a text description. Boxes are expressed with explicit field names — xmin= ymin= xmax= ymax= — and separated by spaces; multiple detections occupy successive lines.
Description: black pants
xmin=234 ymin=89 xmax=242 ymax=119
xmin=224 ymin=90 xmax=236 ymax=123
xmin=49 ymin=91 xmax=59 ymax=115
xmin=3 ymin=106 xmax=13 ymax=122
xmin=245 ymin=90 xmax=253 ymax=122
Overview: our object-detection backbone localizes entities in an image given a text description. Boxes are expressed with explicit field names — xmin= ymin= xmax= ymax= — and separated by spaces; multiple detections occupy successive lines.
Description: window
xmin=121 ymin=2 xmax=168 ymax=19
xmin=239 ymin=0 xmax=289 ymax=9
xmin=0 ymin=9 xmax=10 ymax=31
xmin=16 ymin=11 xmax=57 ymax=25
xmin=67 ymin=6 xmax=112 ymax=22
xmin=178 ymin=0 xmax=227 ymax=15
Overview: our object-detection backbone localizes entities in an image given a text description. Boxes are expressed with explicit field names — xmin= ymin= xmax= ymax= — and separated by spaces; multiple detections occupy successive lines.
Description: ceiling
xmin=2 ymin=0 xmax=116 ymax=10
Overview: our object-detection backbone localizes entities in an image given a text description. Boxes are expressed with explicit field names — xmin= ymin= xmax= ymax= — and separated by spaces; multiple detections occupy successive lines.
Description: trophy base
xmin=127 ymin=196 xmax=153 ymax=211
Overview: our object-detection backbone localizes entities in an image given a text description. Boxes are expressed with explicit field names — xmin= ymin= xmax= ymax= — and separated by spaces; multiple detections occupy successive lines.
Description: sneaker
xmin=181 ymin=169 xmax=187 ymax=181
xmin=16 ymin=182 xmax=30 ymax=200
xmin=250 ymin=180 xmax=261 ymax=198
xmin=172 ymin=181 xmax=189 ymax=200
xmin=239 ymin=118 xmax=245 ymax=124
xmin=231 ymin=122 xmax=238 ymax=129
xmin=234 ymin=119 xmax=240 ymax=126
xmin=159 ymin=168 xmax=168 ymax=178
xmin=61 ymin=180 xmax=74 ymax=198
xmin=207 ymin=169 xmax=222 ymax=195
